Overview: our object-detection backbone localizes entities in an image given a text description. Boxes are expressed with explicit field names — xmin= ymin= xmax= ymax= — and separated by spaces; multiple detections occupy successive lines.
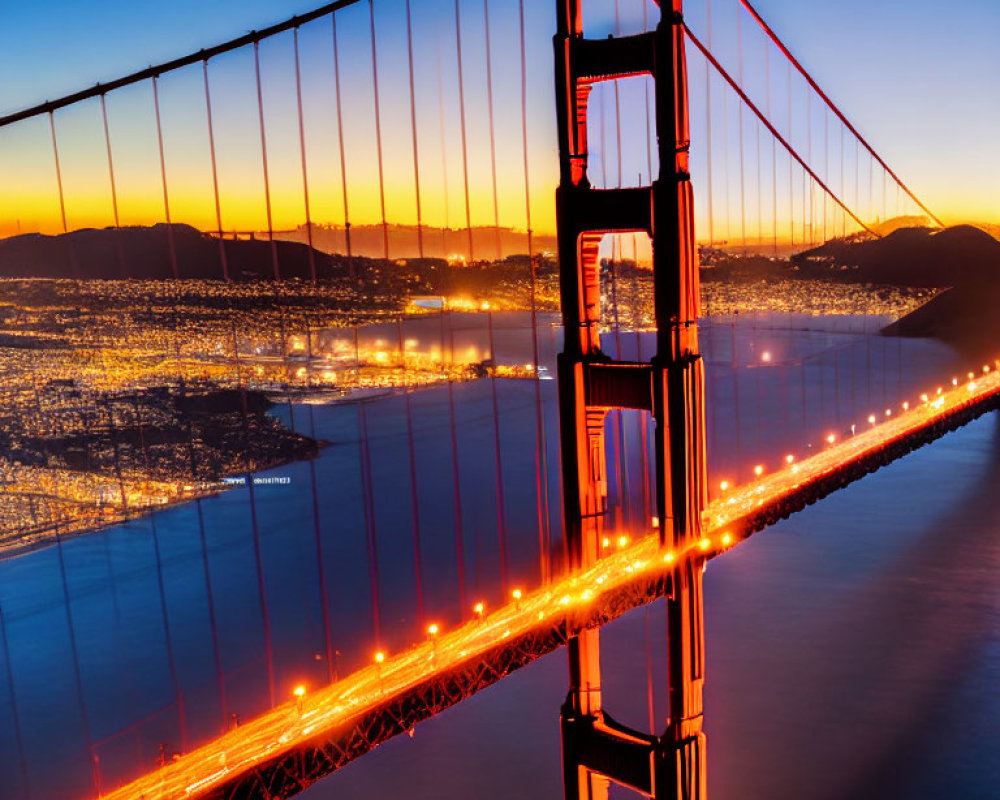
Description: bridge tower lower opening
xmin=553 ymin=1 xmax=707 ymax=798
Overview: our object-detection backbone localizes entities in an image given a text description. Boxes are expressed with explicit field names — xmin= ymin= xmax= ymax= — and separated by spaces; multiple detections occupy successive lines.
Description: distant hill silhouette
xmin=263 ymin=223 xmax=557 ymax=262
xmin=871 ymin=227 xmax=1000 ymax=356
xmin=0 ymin=224 xmax=352 ymax=280
xmin=793 ymin=225 xmax=1000 ymax=288
xmin=867 ymin=215 xmax=931 ymax=237
xmin=882 ymin=281 xmax=1000 ymax=359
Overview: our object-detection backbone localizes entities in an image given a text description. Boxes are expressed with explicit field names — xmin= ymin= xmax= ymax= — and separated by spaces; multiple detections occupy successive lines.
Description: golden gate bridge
xmin=0 ymin=1 xmax=992 ymax=799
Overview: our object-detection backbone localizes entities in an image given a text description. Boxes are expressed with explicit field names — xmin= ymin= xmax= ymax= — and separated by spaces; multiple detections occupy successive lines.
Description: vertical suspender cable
xmin=805 ymin=91 xmax=812 ymax=242
xmin=368 ymin=0 xmax=390 ymax=260
xmin=644 ymin=606 xmax=656 ymax=734
xmin=437 ymin=50 xmax=451 ymax=256
xmin=637 ymin=331 xmax=651 ymax=522
xmin=755 ymin=120 xmax=762 ymax=248
xmin=840 ymin=124 xmax=846 ymax=237
xmin=454 ymin=0 xmax=474 ymax=263
xmin=148 ymin=512 xmax=187 ymax=752
xmin=48 ymin=112 xmax=79 ymax=279
xmin=486 ymin=310 xmax=508 ymax=592
xmin=643 ymin=0 xmax=653 ymax=185
xmin=246 ymin=477 xmax=275 ymax=707
xmin=520 ymin=0 xmax=551 ymax=582
xmin=823 ymin=110 xmax=829 ymax=242
xmin=228 ymin=327 xmax=275 ymax=708
xmin=447 ymin=364 xmax=467 ymax=610
xmin=332 ymin=15 xmax=353 ymax=260
xmin=399 ymin=319 xmax=425 ymax=623
xmin=721 ymin=65 xmax=731 ymax=243
xmin=152 ymin=77 xmax=179 ymax=280
xmin=202 ymin=61 xmax=230 ymax=280
xmin=358 ymin=402 xmax=382 ymax=645
xmin=766 ymin=42 xmax=776 ymax=254
xmin=854 ymin=138 xmax=860 ymax=229
xmin=704 ymin=0 xmax=714 ymax=244
xmin=787 ymin=59 xmax=794 ymax=247
xmin=599 ymin=88 xmax=608 ymax=188
xmin=99 ymin=94 xmax=128 ymax=278
xmin=49 ymin=112 xmax=68 ymax=235
xmin=0 ymin=599 xmax=31 ymax=799
xmin=253 ymin=42 xmax=281 ymax=280
xmin=293 ymin=28 xmax=318 ymax=284
xmin=483 ymin=0 xmax=502 ymax=260
xmin=54 ymin=524 xmax=102 ymax=793
xmin=404 ymin=388 xmax=425 ymax=622
xmin=736 ymin=4 xmax=746 ymax=248
xmin=306 ymin=405 xmax=336 ymax=684
xmin=193 ymin=498 xmax=228 ymax=725
xmin=404 ymin=0 xmax=424 ymax=258
xmin=613 ymin=0 xmax=623 ymax=190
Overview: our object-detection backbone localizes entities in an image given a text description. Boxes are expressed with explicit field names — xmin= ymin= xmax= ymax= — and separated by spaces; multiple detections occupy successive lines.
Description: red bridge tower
xmin=554 ymin=1 xmax=707 ymax=798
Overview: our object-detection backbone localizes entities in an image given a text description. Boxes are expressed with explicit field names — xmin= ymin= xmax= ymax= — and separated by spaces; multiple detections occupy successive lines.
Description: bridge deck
xmin=99 ymin=365 xmax=1000 ymax=800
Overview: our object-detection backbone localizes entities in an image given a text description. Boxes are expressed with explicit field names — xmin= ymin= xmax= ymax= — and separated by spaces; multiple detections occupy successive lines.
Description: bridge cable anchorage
xmin=331 ymin=13 xmax=353 ymax=261
xmin=293 ymin=27 xmax=318 ymax=284
xmin=0 ymin=0 xmax=365 ymax=129
xmin=684 ymin=24 xmax=877 ymax=237
xmin=201 ymin=61 xmax=230 ymax=280
xmin=368 ymin=0 xmax=390 ymax=260
xmin=737 ymin=0 xmax=943 ymax=227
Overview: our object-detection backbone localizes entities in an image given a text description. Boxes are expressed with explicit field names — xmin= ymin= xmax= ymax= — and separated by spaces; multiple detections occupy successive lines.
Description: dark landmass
xmin=271 ymin=222 xmax=557 ymax=261
xmin=0 ymin=223 xmax=557 ymax=283
xmin=6 ymin=383 xmax=322 ymax=482
xmin=0 ymin=224 xmax=559 ymax=310
xmin=791 ymin=225 xmax=1000 ymax=287
xmin=881 ymin=282 xmax=1000 ymax=357
xmin=700 ymin=224 xmax=1000 ymax=357
xmin=866 ymin=227 xmax=1000 ymax=356
xmin=0 ymin=224 xmax=354 ymax=281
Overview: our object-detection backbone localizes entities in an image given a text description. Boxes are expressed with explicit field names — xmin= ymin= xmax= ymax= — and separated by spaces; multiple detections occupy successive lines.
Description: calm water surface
xmin=1 ymin=313 xmax=995 ymax=799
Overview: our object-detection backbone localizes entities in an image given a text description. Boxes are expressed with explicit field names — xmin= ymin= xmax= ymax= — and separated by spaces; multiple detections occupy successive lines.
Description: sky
xmin=0 ymin=0 xmax=997 ymax=239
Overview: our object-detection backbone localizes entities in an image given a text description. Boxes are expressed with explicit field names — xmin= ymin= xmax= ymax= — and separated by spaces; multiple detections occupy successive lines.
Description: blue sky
xmin=0 ymin=0 xmax=996 ymax=234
